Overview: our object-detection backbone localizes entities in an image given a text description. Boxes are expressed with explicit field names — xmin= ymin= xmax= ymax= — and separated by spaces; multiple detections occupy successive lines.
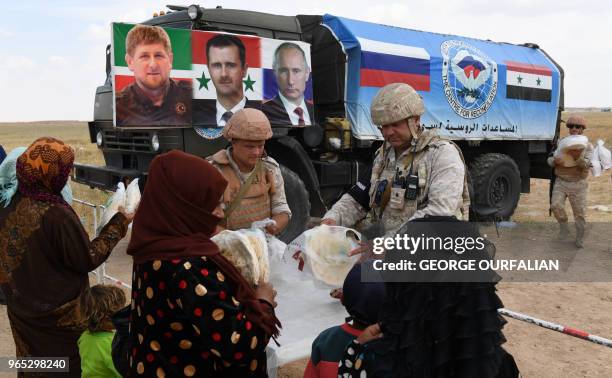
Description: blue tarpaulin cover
xmin=322 ymin=15 xmax=561 ymax=140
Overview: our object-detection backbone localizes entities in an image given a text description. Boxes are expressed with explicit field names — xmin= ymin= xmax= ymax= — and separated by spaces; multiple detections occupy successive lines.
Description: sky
xmin=1 ymin=0 xmax=610 ymax=122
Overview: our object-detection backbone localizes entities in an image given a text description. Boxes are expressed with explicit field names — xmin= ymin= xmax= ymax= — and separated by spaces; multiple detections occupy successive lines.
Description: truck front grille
xmin=104 ymin=130 xmax=151 ymax=152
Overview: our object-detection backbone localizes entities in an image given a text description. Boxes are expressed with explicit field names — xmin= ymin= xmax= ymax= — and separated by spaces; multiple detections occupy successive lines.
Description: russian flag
xmin=505 ymin=61 xmax=552 ymax=102
xmin=358 ymin=37 xmax=430 ymax=91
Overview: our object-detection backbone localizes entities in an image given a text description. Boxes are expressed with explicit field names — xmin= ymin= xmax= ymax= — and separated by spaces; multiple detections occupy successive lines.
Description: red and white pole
xmin=499 ymin=308 xmax=612 ymax=348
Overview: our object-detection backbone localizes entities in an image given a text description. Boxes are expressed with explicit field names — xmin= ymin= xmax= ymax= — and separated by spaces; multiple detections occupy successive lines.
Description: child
xmin=304 ymin=262 xmax=385 ymax=378
xmin=78 ymin=284 xmax=126 ymax=378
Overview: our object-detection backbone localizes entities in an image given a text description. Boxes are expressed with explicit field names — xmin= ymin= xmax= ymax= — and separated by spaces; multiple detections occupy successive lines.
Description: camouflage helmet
xmin=566 ymin=114 xmax=587 ymax=129
xmin=370 ymin=83 xmax=425 ymax=126
xmin=223 ymin=108 xmax=273 ymax=141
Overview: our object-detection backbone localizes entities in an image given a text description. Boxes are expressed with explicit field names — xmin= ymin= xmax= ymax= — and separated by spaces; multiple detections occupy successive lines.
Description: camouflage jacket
xmin=208 ymin=148 xmax=292 ymax=218
xmin=324 ymin=130 xmax=468 ymax=236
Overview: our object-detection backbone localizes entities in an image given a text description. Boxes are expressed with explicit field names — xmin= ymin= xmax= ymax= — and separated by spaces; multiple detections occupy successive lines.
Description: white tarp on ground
xmin=265 ymin=257 xmax=347 ymax=377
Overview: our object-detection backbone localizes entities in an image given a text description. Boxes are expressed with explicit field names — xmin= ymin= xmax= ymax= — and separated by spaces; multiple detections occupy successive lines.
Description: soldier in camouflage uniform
xmin=322 ymin=83 xmax=469 ymax=237
xmin=548 ymin=115 xmax=593 ymax=248
xmin=115 ymin=24 xmax=192 ymax=127
xmin=207 ymin=108 xmax=291 ymax=235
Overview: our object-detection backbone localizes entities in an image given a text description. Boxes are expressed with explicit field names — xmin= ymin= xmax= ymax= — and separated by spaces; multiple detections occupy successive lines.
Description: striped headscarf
xmin=16 ymin=137 xmax=75 ymax=208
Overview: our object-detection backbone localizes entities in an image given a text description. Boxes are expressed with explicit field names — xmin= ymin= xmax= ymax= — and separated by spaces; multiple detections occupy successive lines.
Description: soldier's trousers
xmin=551 ymin=178 xmax=588 ymax=231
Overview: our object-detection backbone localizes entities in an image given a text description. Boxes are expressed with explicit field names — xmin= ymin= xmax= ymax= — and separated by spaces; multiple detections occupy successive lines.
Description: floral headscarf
xmin=16 ymin=137 xmax=75 ymax=208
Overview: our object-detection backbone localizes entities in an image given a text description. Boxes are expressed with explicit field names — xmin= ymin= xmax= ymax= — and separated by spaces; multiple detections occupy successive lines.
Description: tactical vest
xmin=370 ymin=136 xmax=470 ymax=220
xmin=210 ymin=150 xmax=276 ymax=230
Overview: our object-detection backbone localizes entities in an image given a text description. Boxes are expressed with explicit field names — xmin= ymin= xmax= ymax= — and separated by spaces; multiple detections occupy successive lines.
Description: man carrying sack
xmin=548 ymin=114 xmax=594 ymax=248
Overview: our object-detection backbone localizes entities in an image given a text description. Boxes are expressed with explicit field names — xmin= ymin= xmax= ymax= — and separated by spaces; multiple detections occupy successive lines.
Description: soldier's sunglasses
xmin=567 ymin=124 xmax=584 ymax=130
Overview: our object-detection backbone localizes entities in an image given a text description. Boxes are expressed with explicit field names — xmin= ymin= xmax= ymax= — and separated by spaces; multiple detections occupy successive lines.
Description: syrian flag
xmin=112 ymin=23 xmax=192 ymax=92
xmin=505 ymin=61 xmax=552 ymax=102
xmin=358 ymin=37 xmax=430 ymax=91
xmin=191 ymin=31 xmax=263 ymax=101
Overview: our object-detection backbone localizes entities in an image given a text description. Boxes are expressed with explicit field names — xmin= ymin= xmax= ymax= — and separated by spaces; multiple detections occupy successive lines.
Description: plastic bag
xmin=267 ymin=235 xmax=287 ymax=262
xmin=212 ymin=228 xmax=270 ymax=285
xmin=249 ymin=217 xmax=287 ymax=267
xmin=554 ymin=135 xmax=589 ymax=167
xmin=241 ymin=228 xmax=270 ymax=283
xmin=97 ymin=182 xmax=125 ymax=235
xmin=592 ymin=143 xmax=602 ymax=177
xmin=597 ymin=139 xmax=612 ymax=170
xmin=251 ymin=218 xmax=276 ymax=230
xmin=125 ymin=178 xmax=141 ymax=213
xmin=284 ymin=225 xmax=361 ymax=288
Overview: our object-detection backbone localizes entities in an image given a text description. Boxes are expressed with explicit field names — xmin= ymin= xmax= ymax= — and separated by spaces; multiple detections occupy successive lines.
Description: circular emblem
xmin=441 ymin=40 xmax=498 ymax=119
xmin=194 ymin=127 xmax=223 ymax=140
xmin=175 ymin=102 xmax=187 ymax=115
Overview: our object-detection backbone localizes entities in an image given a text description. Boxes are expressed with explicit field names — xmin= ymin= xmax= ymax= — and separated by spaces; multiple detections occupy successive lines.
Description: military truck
xmin=73 ymin=5 xmax=564 ymax=241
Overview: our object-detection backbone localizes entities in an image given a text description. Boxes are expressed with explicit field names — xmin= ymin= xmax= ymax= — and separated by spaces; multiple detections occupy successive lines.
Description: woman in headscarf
xmin=127 ymin=150 xmax=280 ymax=378
xmin=1 ymin=146 xmax=73 ymax=208
xmin=337 ymin=217 xmax=520 ymax=378
xmin=0 ymin=137 xmax=133 ymax=377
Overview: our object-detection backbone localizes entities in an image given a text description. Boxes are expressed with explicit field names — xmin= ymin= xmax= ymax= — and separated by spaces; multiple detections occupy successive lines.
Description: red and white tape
xmin=103 ymin=274 xmax=132 ymax=290
xmin=499 ymin=308 xmax=612 ymax=348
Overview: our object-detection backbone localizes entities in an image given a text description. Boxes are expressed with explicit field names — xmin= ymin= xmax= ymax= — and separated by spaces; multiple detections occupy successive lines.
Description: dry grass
xmin=0 ymin=121 xmax=110 ymax=229
xmin=513 ymin=111 xmax=612 ymax=223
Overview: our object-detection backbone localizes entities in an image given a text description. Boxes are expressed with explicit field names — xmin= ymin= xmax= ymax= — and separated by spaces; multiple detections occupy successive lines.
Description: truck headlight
xmin=151 ymin=133 xmax=160 ymax=151
xmin=96 ymin=131 xmax=103 ymax=146
xmin=187 ymin=4 xmax=201 ymax=20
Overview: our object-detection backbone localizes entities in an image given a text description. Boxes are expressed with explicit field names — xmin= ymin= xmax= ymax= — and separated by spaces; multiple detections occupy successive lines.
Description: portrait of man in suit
xmin=263 ymin=42 xmax=314 ymax=126
xmin=193 ymin=34 xmax=258 ymax=127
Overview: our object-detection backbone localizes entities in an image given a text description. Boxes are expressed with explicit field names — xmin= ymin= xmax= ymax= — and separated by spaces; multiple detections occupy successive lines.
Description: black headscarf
xmin=342 ymin=262 xmax=386 ymax=325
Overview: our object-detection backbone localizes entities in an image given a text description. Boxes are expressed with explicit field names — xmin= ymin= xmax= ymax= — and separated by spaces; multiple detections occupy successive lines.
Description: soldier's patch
xmin=194 ymin=127 xmax=223 ymax=139
xmin=176 ymin=102 xmax=187 ymax=115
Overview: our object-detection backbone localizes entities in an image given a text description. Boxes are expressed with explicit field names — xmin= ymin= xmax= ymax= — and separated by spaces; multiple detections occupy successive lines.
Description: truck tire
xmin=277 ymin=165 xmax=310 ymax=243
xmin=469 ymin=153 xmax=521 ymax=220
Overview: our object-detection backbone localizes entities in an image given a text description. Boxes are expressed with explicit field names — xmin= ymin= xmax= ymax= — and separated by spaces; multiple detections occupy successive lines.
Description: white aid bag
xmin=250 ymin=218 xmax=287 ymax=263
xmin=212 ymin=228 xmax=270 ymax=286
xmin=592 ymin=144 xmax=602 ymax=177
xmin=97 ymin=182 xmax=126 ymax=234
xmin=284 ymin=225 xmax=361 ymax=288
xmin=554 ymin=135 xmax=589 ymax=167
xmin=125 ymin=178 xmax=141 ymax=213
xmin=597 ymin=139 xmax=612 ymax=170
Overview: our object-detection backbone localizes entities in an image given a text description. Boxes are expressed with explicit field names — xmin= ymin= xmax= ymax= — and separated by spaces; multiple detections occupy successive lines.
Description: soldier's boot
xmin=557 ymin=223 xmax=570 ymax=240
xmin=575 ymin=223 xmax=585 ymax=249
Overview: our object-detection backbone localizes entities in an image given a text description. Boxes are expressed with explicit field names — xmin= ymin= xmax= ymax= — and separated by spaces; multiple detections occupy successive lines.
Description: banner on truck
xmin=322 ymin=14 xmax=562 ymax=140
xmin=111 ymin=23 xmax=313 ymax=137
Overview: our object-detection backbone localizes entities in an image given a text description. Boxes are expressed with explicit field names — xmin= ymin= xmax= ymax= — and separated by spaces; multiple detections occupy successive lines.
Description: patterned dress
xmin=129 ymin=256 xmax=269 ymax=377
xmin=0 ymin=194 xmax=128 ymax=378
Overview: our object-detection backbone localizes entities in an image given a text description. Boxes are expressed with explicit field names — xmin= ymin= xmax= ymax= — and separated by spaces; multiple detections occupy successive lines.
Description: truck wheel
xmin=277 ymin=165 xmax=310 ymax=243
xmin=469 ymin=153 xmax=521 ymax=220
